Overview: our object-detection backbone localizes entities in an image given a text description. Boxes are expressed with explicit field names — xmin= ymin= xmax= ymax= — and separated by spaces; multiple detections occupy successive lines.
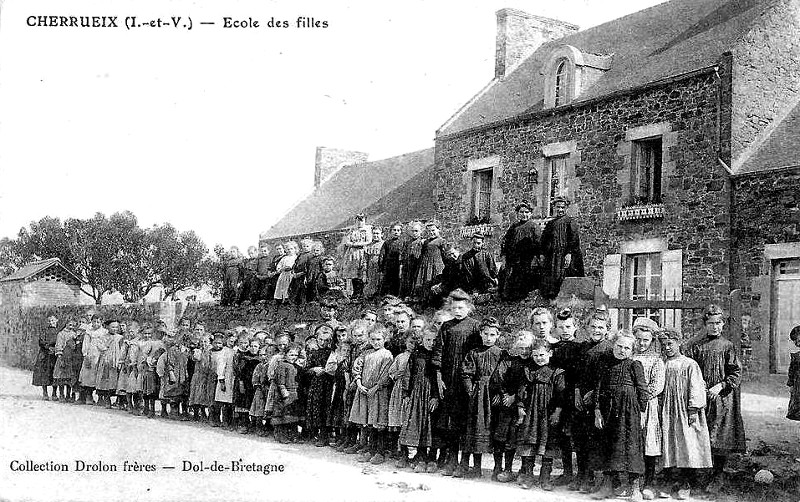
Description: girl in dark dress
xmin=398 ymin=329 xmax=440 ymax=473
xmin=516 ymin=338 xmax=565 ymax=490
xmin=271 ymin=344 xmax=303 ymax=443
xmin=233 ymin=338 xmax=262 ymax=433
xmin=592 ymin=332 xmax=649 ymax=500
xmin=305 ymin=325 xmax=335 ymax=446
xmin=490 ymin=331 xmax=533 ymax=482
xmin=457 ymin=317 xmax=505 ymax=479
xmin=326 ymin=335 xmax=352 ymax=448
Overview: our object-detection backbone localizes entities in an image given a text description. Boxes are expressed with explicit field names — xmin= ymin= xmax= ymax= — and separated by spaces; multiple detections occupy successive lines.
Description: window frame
xmin=631 ymin=137 xmax=663 ymax=205
xmin=544 ymin=154 xmax=569 ymax=217
xmin=624 ymin=252 xmax=663 ymax=328
xmin=470 ymin=167 xmax=493 ymax=224
xmin=553 ymin=58 xmax=572 ymax=107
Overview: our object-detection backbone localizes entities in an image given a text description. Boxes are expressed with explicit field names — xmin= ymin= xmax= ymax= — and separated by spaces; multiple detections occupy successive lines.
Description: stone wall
xmin=731 ymin=166 xmax=800 ymax=376
xmin=731 ymin=0 xmax=800 ymax=166
xmin=0 ymin=281 xmax=92 ymax=308
xmin=0 ymin=303 xmax=167 ymax=370
xmin=435 ymin=71 xmax=732 ymax=308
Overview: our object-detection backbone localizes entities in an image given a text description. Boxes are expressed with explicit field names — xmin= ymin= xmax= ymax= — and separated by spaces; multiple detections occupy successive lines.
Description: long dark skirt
xmin=597 ymin=384 xmax=645 ymax=474
xmin=306 ymin=373 xmax=333 ymax=428
xmin=32 ymin=350 xmax=56 ymax=387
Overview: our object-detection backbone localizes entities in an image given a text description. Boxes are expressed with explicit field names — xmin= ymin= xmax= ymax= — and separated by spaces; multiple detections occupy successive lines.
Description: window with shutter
xmin=471 ymin=168 xmax=493 ymax=223
xmin=627 ymin=253 xmax=662 ymax=326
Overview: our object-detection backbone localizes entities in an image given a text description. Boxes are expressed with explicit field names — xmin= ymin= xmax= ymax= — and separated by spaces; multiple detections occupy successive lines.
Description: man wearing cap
xmin=32 ymin=315 xmax=62 ymax=400
xmin=461 ymin=230 xmax=498 ymax=295
xmin=500 ymin=200 xmax=540 ymax=301
xmin=540 ymin=196 xmax=584 ymax=299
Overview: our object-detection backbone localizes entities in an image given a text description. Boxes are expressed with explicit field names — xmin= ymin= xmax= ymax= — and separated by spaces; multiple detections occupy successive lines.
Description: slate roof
xmin=440 ymin=0 xmax=769 ymax=136
xmin=0 ymin=258 xmax=82 ymax=284
xmin=260 ymin=148 xmax=435 ymax=240
xmin=737 ymin=101 xmax=800 ymax=174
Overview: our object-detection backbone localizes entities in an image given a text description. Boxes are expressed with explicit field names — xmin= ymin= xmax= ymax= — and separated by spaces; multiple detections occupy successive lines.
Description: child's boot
xmin=453 ymin=452 xmax=469 ymax=478
xmin=630 ymin=477 xmax=643 ymax=502
xmin=497 ymin=450 xmax=516 ymax=483
xmin=540 ymin=458 xmax=554 ymax=491
xmin=492 ymin=452 xmax=503 ymax=481
xmin=592 ymin=474 xmax=614 ymax=500
xmin=466 ymin=454 xmax=483 ymax=479
xmin=441 ymin=450 xmax=458 ymax=477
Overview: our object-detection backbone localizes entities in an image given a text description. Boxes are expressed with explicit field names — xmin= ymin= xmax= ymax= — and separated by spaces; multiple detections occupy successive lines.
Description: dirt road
xmin=0 ymin=365 xmax=581 ymax=502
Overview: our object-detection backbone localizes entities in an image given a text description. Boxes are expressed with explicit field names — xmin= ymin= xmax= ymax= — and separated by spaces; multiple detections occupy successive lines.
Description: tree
xmin=14 ymin=216 xmax=74 ymax=268
xmin=4 ymin=211 xmax=216 ymax=304
xmin=0 ymin=237 xmax=22 ymax=277
xmin=99 ymin=219 xmax=214 ymax=303
xmin=64 ymin=213 xmax=125 ymax=304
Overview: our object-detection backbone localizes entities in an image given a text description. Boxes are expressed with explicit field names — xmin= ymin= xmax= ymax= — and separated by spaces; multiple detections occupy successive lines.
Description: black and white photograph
xmin=1 ymin=0 xmax=799 ymax=501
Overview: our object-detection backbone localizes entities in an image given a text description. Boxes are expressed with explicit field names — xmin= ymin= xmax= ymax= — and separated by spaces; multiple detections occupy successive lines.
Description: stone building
xmin=434 ymin=0 xmax=800 ymax=376
xmin=0 ymin=258 xmax=90 ymax=307
xmin=260 ymin=146 xmax=435 ymax=251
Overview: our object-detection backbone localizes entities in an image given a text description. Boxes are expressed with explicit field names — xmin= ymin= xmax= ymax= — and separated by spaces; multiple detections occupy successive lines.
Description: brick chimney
xmin=314 ymin=147 xmax=369 ymax=189
xmin=495 ymin=9 xmax=579 ymax=78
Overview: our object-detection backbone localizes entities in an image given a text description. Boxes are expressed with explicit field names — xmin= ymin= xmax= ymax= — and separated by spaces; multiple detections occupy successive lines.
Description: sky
xmin=0 ymin=0 xmax=667 ymax=252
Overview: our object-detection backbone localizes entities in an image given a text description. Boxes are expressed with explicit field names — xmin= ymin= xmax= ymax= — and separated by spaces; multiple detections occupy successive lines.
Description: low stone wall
xmin=0 ymin=303 xmax=167 ymax=370
xmin=0 ymin=292 xmax=568 ymax=371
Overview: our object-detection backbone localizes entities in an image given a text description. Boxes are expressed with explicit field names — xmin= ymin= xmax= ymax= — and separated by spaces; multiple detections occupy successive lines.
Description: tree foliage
xmin=1 ymin=211 xmax=218 ymax=304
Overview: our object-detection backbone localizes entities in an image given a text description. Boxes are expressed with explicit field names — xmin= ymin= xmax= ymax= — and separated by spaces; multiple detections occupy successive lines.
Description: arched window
xmin=554 ymin=59 xmax=571 ymax=106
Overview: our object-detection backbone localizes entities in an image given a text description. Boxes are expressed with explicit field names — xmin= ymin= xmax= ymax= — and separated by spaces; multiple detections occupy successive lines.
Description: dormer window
xmin=543 ymin=45 xmax=612 ymax=109
xmin=554 ymin=59 xmax=572 ymax=106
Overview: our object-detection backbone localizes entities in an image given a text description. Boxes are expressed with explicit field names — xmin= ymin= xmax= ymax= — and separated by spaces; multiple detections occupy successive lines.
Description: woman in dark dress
xmin=32 ymin=315 xmax=60 ymax=400
xmin=305 ymin=325 xmax=335 ymax=446
xmin=380 ymin=223 xmax=404 ymax=296
xmin=399 ymin=221 xmax=425 ymax=299
xmin=540 ymin=196 xmax=584 ymax=299
xmin=500 ymin=201 xmax=540 ymax=301
xmin=414 ymin=221 xmax=447 ymax=305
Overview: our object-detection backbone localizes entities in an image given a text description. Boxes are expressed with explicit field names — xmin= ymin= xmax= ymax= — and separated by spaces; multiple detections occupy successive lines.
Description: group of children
xmin=36 ymin=294 xmax=746 ymax=501
xmin=221 ymin=217 xmax=499 ymax=309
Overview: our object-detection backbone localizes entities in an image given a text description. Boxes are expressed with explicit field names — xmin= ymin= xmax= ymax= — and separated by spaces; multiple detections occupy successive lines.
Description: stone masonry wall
xmin=731 ymin=0 xmax=800 ymax=166
xmin=435 ymin=72 xmax=733 ymax=308
xmin=731 ymin=166 xmax=800 ymax=376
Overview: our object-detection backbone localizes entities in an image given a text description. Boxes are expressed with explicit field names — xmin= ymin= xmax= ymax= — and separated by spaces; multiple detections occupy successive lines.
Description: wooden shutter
xmin=603 ymin=254 xmax=622 ymax=329
xmin=660 ymin=249 xmax=682 ymax=329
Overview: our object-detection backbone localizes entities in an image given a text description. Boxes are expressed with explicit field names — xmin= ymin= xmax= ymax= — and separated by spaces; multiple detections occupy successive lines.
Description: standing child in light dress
xmin=274 ymin=241 xmax=298 ymax=304
xmin=631 ymin=321 xmax=665 ymax=500
xmin=349 ymin=328 xmax=394 ymax=465
xmin=660 ymin=328 xmax=712 ymax=500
